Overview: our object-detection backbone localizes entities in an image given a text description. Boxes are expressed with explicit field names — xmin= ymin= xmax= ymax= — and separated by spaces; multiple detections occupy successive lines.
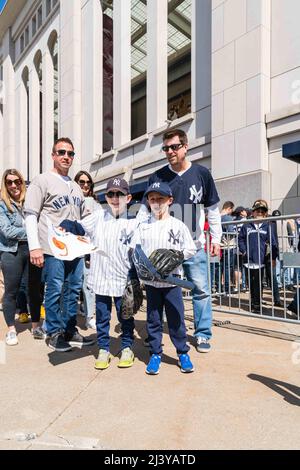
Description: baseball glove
xmin=148 ymin=249 xmax=184 ymax=277
xmin=120 ymin=279 xmax=143 ymax=320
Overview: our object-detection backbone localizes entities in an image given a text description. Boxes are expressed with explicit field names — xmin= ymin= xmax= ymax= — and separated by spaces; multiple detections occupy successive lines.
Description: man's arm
xmin=207 ymin=203 xmax=222 ymax=257
xmin=25 ymin=214 xmax=44 ymax=268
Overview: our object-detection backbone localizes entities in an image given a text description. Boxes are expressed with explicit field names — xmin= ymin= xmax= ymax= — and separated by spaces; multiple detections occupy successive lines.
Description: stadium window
xmin=38 ymin=6 xmax=43 ymax=28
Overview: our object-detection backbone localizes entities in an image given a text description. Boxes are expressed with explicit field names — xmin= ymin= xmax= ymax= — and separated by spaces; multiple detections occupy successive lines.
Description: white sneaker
xmin=86 ymin=317 xmax=96 ymax=330
xmin=196 ymin=337 xmax=211 ymax=353
xmin=6 ymin=330 xmax=18 ymax=346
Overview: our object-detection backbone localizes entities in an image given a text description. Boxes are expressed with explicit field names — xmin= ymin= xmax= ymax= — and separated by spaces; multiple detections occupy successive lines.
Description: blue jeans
xmin=183 ymin=249 xmax=212 ymax=340
xmin=44 ymin=256 xmax=83 ymax=336
xmin=95 ymin=295 xmax=134 ymax=351
xmin=221 ymin=248 xmax=234 ymax=292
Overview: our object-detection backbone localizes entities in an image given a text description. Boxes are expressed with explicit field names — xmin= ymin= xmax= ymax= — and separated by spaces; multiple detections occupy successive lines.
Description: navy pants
xmin=145 ymin=285 xmax=189 ymax=355
xmin=95 ymin=295 xmax=134 ymax=351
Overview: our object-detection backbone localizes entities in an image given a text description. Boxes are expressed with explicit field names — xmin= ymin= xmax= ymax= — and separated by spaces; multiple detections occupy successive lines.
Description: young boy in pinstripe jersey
xmin=62 ymin=178 xmax=138 ymax=370
xmin=132 ymin=182 xmax=197 ymax=375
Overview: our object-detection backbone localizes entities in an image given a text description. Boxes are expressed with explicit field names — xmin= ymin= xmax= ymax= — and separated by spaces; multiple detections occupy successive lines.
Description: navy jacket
xmin=238 ymin=221 xmax=278 ymax=266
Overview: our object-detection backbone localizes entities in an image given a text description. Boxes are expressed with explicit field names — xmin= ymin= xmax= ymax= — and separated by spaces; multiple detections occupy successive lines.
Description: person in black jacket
xmin=238 ymin=199 xmax=278 ymax=313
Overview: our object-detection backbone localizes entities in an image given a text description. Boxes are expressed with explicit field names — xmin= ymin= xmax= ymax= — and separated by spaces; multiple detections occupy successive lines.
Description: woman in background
xmin=0 ymin=169 xmax=43 ymax=345
xmin=74 ymin=171 xmax=100 ymax=329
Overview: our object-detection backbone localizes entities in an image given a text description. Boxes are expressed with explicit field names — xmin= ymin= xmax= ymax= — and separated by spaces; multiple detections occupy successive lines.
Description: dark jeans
xmin=249 ymin=268 xmax=264 ymax=309
xmin=1 ymin=246 xmax=43 ymax=326
xmin=95 ymin=295 xmax=134 ymax=351
xmin=28 ymin=265 xmax=43 ymax=323
xmin=1 ymin=244 xmax=29 ymax=327
xmin=16 ymin=272 xmax=28 ymax=313
xmin=145 ymin=285 xmax=189 ymax=355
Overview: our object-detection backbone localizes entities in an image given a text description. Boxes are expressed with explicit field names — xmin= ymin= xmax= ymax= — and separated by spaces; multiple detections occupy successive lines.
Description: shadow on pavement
xmin=212 ymin=322 xmax=300 ymax=342
xmin=248 ymin=373 xmax=300 ymax=406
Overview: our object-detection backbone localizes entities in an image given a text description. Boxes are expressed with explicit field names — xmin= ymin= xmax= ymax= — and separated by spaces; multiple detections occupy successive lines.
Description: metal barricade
xmin=207 ymin=214 xmax=300 ymax=324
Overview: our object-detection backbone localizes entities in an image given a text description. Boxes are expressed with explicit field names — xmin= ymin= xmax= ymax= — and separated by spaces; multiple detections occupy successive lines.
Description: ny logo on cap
xmin=152 ymin=182 xmax=160 ymax=189
xmin=113 ymin=179 xmax=121 ymax=186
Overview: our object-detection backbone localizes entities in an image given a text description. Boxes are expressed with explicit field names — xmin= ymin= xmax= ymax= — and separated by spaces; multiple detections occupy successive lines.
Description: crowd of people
xmin=0 ymin=128 xmax=298 ymax=376
xmin=211 ymin=199 xmax=300 ymax=316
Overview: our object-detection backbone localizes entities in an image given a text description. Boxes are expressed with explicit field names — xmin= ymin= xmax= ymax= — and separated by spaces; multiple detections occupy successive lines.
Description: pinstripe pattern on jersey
xmin=80 ymin=209 xmax=138 ymax=297
xmin=132 ymin=215 xmax=196 ymax=288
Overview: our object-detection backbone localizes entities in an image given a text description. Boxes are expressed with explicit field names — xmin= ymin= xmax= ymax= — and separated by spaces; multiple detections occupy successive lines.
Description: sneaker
xmin=196 ymin=337 xmax=211 ymax=353
xmin=178 ymin=353 xmax=194 ymax=373
xmin=95 ymin=349 xmax=111 ymax=370
xmin=64 ymin=330 xmax=95 ymax=347
xmin=287 ymin=304 xmax=298 ymax=319
xmin=18 ymin=313 xmax=30 ymax=323
xmin=118 ymin=347 xmax=134 ymax=368
xmin=146 ymin=354 xmax=161 ymax=375
xmin=6 ymin=330 xmax=18 ymax=346
xmin=274 ymin=300 xmax=283 ymax=308
xmin=85 ymin=317 xmax=96 ymax=330
xmin=40 ymin=305 xmax=46 ymax=319
xmin=32 ymin=326 xmax=46 ymax=340
xmin=46 ymin=332 xmax=73 ymax=352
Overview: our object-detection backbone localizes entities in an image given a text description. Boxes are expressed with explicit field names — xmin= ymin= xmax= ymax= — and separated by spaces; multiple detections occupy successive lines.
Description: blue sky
xmin=0 ymin=0 xmax=7 ymax=13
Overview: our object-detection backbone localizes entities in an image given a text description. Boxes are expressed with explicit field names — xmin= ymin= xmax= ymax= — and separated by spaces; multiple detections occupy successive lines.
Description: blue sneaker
xmin=146 ymin=354 xmax=161 ymax=375
xmin=196 ymin=337 xmax=211 ymax=353
xmin=178 ymin=353 xmax=194 ymax=373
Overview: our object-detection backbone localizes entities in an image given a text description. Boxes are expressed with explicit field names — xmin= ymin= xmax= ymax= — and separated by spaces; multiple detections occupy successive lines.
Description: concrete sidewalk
xmin=0 ymin=302 xmax=300 ymax=450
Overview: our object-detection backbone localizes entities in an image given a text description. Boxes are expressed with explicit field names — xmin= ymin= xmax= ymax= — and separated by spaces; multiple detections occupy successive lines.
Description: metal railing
xmin=206 ymin=214 xmax=300 ymax=324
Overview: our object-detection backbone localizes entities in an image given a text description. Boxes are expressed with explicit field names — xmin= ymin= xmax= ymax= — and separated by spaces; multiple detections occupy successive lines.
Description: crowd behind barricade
xmin=206 ymin=200 xmax=300 ymax=320
xmin=0 ymin=129 xmax=299 ymax=378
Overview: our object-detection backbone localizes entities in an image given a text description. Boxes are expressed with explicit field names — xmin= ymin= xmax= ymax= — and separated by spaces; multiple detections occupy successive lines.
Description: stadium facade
xmin=0 ymin=0 xmax=299 ymax=211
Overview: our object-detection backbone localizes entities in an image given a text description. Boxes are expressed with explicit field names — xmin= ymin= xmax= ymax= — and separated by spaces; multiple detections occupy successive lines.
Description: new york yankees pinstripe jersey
xmin=79 ymin=209 xmax=138 ymax=297
xmin=132 ymin=215 xmax=196 ymax=288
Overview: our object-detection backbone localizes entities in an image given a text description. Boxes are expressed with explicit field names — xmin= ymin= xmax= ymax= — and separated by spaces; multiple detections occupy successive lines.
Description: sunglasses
xmin=161 ymin=143 xmax=184 ymax=152
xmin=78 ymin=179 xmax=92 ymax=187
xmin=54 ymin=149 xmax=75 ymax=158
xmin=106 ymin=191 xmax=127 ymax=198
xmin=6 ymin=179 xmax=22 ymax=187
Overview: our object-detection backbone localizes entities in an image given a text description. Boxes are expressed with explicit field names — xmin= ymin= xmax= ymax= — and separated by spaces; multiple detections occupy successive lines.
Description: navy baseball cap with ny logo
xmin=144 ymin=182 xmax=173 ymax=198
xmin=106 ymin=178 xmax=129 ymax=195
